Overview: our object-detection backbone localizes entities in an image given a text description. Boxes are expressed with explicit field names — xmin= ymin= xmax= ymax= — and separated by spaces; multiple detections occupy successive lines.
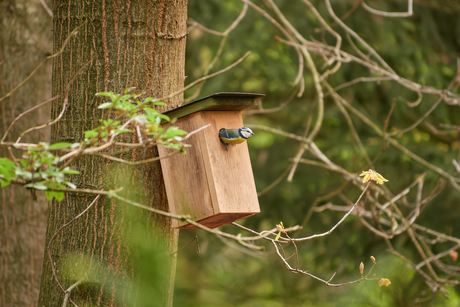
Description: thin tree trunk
xmin=38 ymin=1 xmax=187 ymax=306
xmin=0 ymin=1 xmax=53 ymax=306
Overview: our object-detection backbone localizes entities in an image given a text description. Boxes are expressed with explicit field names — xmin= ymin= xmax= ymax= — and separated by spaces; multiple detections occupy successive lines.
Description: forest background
xmin=1 ymin=0 xmax=460 ymax=306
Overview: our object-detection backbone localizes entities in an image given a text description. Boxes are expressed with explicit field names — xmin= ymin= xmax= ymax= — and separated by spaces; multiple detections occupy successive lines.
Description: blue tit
xmin=219 ymin=127 xmax=254 ymax=151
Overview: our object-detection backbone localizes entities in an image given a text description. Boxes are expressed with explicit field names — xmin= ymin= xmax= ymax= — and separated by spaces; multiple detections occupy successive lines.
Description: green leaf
xmin=15 ymin=168 xmax=33 ymax=179
xmin=275 ymin=232 xmax=281 ymax=241
xmin=49 ymin=142 xmax=73 ymax=149
xmin=0 ymin=157 xmax=16 ymax=168
xmin=45 ymin=190 xmax=53 ymax=201
xmin=54 ymin=191 xmax=65 ymax=201
xmin=124 ymin=87 xmax=136 ymax=94
xmin=0 ymin=180 xmax=10 ymax=188
xmin=159 ymin=114 xmax=170 ymax=121
xmin=45 ymin=190 xmax=65 ymax=202
xmin=143 ymin=97 xmax=153 ymax=104
xmin=25 ymin=182 xmax=48 ymax=190
xmin=98 ymin=102 xmax=113 ymax=109
xmin=134 ymin=115 xmax=147 ymax=125
xmin=153 ymin=101 xmax=167 ymax=106
xmin=0 ymin=170 xmax=11 ymax=182
xmin=0 ymin=158 xmax=17 ymax=186
xmin=65 ymin=181 xmax=77 ymax=189
xmin=61 ymin=167 xmax=79 ymax=175
xmin=116 ymin=129 xmax=134 ymax=134
xmin=95 ymin=92 xmax=114 ymax=98
xmin=145 ymin=108 xmax=160 ymax=116
xmin=85 ymin=130 xmax=99 ymax=138
xmin=165 ymin=126 xmax=188 ymax=137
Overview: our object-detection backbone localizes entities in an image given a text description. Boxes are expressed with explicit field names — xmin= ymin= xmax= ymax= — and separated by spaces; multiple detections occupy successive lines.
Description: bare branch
xmin=48 ymin=195 xmax=101 ymax=306
xmin=362 ymin=0 xmax=413 ymax=18
xmin=293 ymin=182 xmax=371 ymax=242
xmin=16 ymin=59 xmax=92 ymax=143
xmin=185 ymin=4 xmax=248 ymax=102
xmin=333 ymin=76 xmax=393 ymax=92
xmin=389 ymin=95 xmax=443 ymax=137
xmin=38 ymin=0 xmax=53 ymax=17
xmin=0 ymin=22 xmax=86 ymax=103
xmin=1 ymin=95 xmax=60 ymax=143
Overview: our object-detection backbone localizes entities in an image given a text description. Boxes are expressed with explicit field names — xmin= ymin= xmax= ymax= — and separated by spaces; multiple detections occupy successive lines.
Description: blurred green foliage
xmin=174 ymin=0 xmax=460 ymax=306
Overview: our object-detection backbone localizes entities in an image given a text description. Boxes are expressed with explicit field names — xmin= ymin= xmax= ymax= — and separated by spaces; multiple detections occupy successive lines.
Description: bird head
xmin=238 ymin=127 xmax=254 ymax=139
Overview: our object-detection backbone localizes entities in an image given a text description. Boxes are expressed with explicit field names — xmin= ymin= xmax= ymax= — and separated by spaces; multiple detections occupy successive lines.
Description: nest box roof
xmin=162 ymin=92 xmax=265 ymax=122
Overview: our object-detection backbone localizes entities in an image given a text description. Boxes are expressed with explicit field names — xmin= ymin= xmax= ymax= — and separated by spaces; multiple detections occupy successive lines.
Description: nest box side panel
xmin=158 ymin=112 xmax=214 ymax=227
xmin=200 ymin=111 xmax=260 ymax=215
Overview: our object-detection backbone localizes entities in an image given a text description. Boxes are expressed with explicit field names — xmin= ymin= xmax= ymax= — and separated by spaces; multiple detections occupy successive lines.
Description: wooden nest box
xmin=158 ymin=93 xmax=264 ymax=229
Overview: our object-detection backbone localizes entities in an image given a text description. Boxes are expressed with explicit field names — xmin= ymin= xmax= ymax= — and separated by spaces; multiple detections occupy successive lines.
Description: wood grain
xmin=159 ymin=110 xmax=260 ymax=228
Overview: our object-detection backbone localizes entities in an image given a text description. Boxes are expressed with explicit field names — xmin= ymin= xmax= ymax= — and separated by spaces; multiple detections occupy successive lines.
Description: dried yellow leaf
xmin=379 ymin=278 xmax=391 ymax=287
xmin=359 ymin=169 xmax=389 ymax=185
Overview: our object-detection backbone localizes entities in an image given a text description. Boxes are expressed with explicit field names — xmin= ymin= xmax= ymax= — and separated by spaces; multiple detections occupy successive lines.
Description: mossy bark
xmin=38 ymin=1 xmax=187 ymax=306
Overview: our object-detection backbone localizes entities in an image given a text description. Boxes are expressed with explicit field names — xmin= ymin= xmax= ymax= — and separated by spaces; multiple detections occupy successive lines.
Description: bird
xmin=219 ymin=127 xmax=254 ymax=151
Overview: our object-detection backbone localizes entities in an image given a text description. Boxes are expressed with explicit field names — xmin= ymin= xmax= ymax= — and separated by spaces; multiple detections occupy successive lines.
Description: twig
xmin=1 ymin=95 xmax=60 ymax=142
xmin=257 ymin=164 xmax=292 ymax=197
xmin=300 ymin=0 xmax=342 ymax=81
xmin=244 ymin=89 xmax=297 ymax=115
xmin=116 ymin=52 xmax=252 ymax=119
xmin=362 ymin=0 xmax=413 ymax=17
xmin=185 ymin=4 xmax=248 ymax=102
xmin=389 ymin=95 xmax=443 ymax=137
xmin=171 ymin=236 xmax=200 ymax=255
xmin=47 ymin=195 xmax=101 ymax=306
xmin=91 ymin=151 xmax=179 ymax=165
xmin=292 ymin=182 xmax=371 ymax=242
xmin=16 ymin=59 xmax=92 ymax=143
xmin=38 ymin=0 xmax=53 ymax=17
xmin=400 ymin=91 xmax=423 ymax=108
xmin=0 ymin=22 xmax=86 ymax=103
xmin=325 ymin=0 xmax=396 ymax=74
xmin=332 ymin=76 xmax=393 ymax=92
xmin=62 ymin=280 xmax=82 ymax=307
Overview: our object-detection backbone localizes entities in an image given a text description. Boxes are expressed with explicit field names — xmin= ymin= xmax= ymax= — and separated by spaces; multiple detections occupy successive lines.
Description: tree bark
xmin=0 ymin=1 xmax=53 ymax=306
xmin=38 ymin=1 xmax=187 ymax=306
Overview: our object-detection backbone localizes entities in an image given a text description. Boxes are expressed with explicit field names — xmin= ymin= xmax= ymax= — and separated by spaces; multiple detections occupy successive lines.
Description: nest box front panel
xmin=199 ymin=111 xmax=259 ymax=215
xmin=158 ymin=110 xmax=260 ymax=229
xmin=158 ymin=112 xmax=214 ymax=228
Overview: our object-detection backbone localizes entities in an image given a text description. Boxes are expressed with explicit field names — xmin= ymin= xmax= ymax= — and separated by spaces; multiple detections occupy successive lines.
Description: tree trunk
xmin=38 ymin=1 xmax=187 ymax=306
xmin=0 ymin=1 xmax=53 ymax=306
